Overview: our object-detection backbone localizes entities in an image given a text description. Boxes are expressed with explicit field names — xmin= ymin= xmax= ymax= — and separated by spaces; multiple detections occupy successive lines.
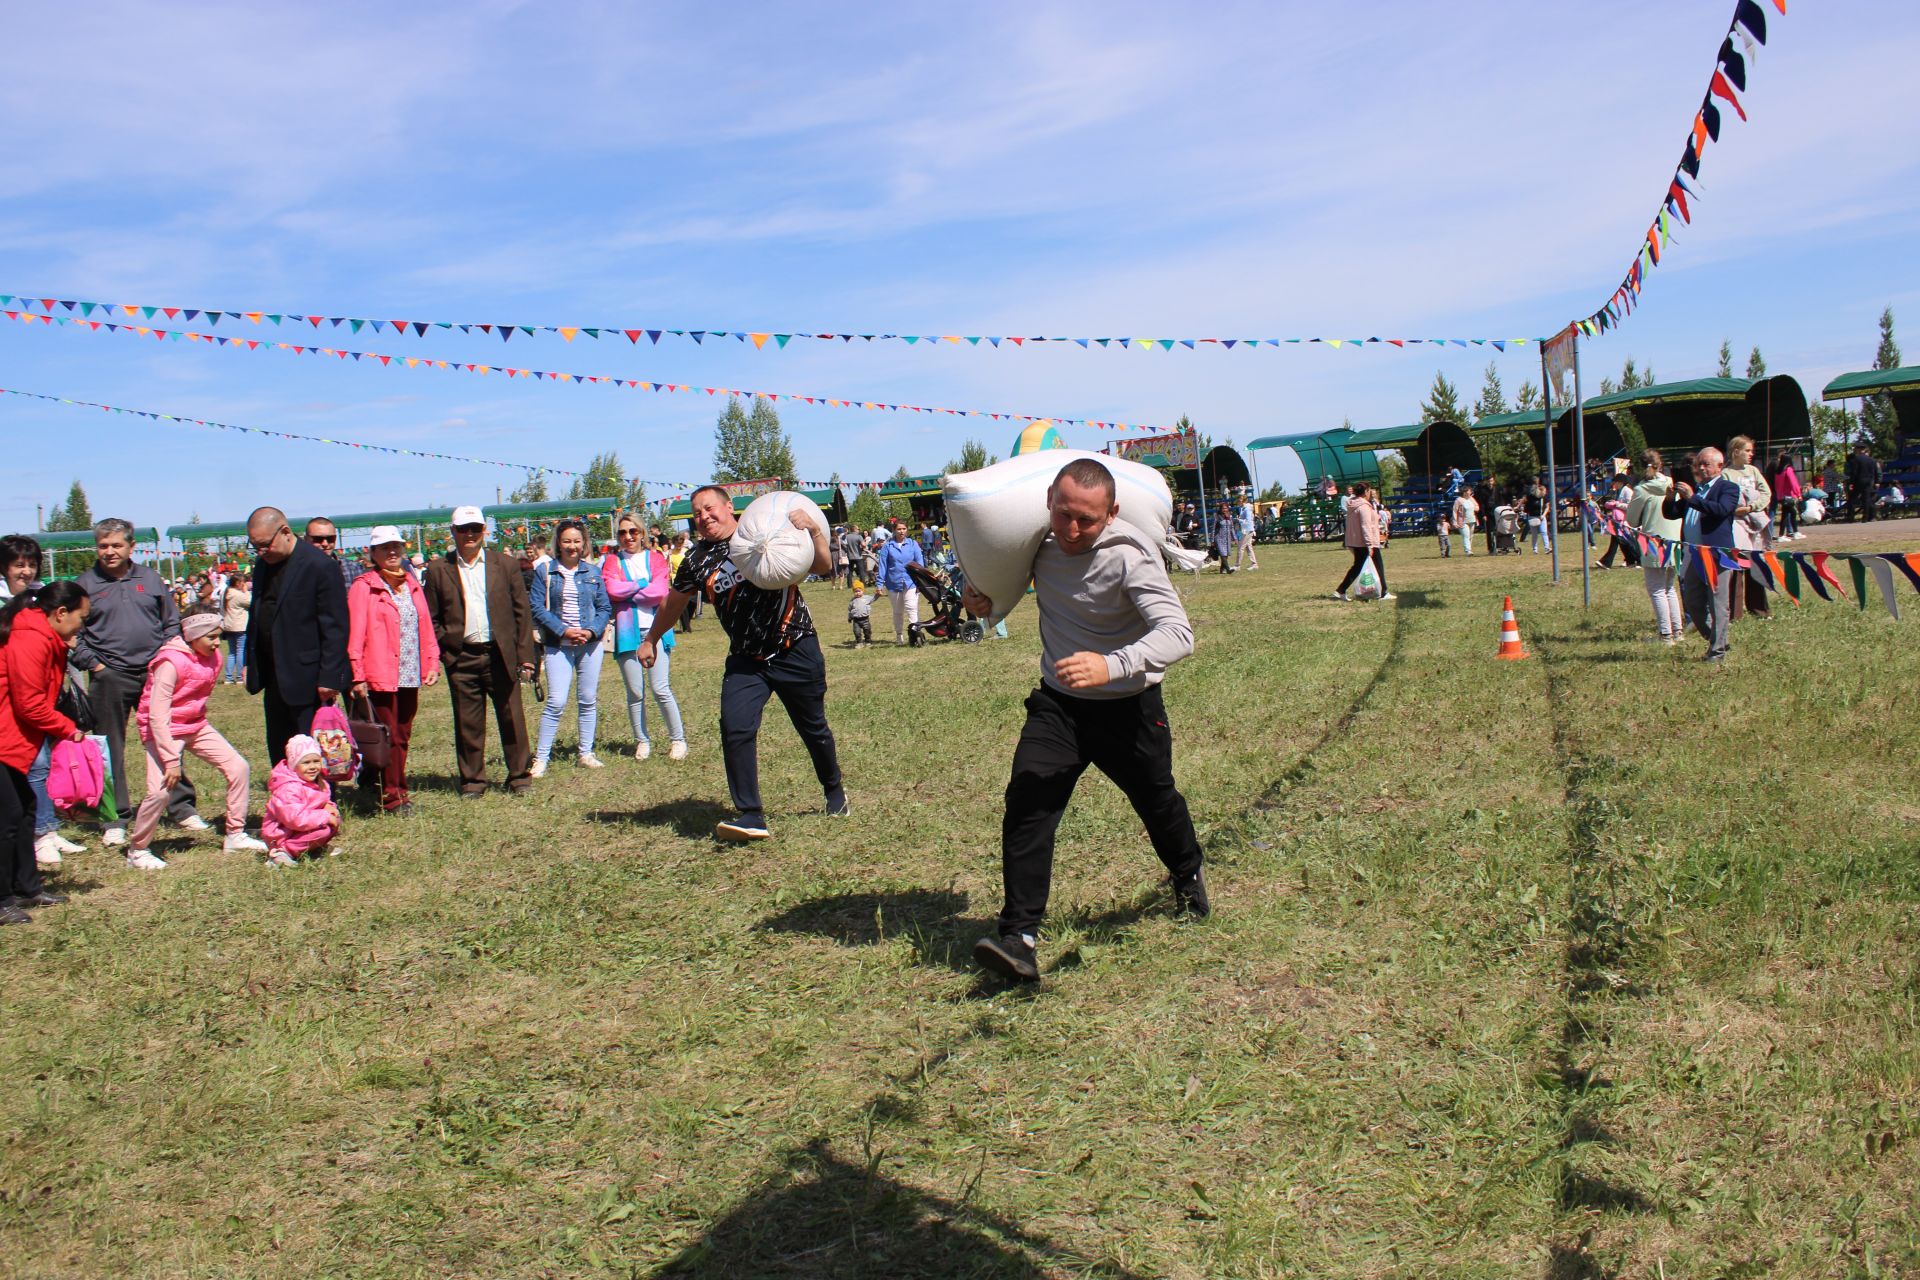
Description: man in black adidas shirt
xmin=639 ymin=486 xmax=847 ymax=841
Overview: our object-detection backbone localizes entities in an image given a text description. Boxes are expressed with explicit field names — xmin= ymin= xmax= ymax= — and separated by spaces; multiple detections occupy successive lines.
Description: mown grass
xmin=2 ymin=522 xmax=1916 ymax=1278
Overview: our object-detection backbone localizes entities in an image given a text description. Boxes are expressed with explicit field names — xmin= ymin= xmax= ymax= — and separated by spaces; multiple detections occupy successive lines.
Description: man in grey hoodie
xmin=71 ymin=519 xmax=200 ymax=842
xmin=961 ymin=458 xmax=1207 ymax=982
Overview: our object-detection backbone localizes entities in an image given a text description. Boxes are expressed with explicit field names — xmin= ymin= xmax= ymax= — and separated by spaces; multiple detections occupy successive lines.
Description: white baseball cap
xmin=368 ymin=525 xmax=405 ymax=547
xmin=450 ymin=505 xmax=485 ymax=527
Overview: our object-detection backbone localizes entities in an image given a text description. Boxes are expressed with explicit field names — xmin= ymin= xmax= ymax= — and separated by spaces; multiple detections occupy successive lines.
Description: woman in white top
xmin=529 ymin=520 xmax=613 ymax=774
xmin=603 ymin=511 xmax=686 ymax=759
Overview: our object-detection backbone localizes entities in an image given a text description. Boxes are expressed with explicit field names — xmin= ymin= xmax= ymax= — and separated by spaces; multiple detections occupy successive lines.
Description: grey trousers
xmin=1679 ymin=563 xmax=1734 ymax=660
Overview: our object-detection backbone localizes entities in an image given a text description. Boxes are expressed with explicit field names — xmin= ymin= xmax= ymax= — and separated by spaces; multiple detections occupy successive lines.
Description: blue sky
xmin=2 ymin=1 xmax=1916 ymax=540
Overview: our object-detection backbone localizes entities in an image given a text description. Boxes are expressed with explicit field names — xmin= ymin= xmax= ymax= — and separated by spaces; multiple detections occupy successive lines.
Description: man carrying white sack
xmin=638 ymin=486 xmax=847 ymax=842
xmin=959 ymin=458 xmax=1207 ymax=983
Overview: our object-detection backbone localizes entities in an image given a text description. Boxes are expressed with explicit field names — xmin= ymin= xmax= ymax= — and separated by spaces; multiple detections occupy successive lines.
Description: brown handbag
xmin=347 ymin=692 xmax=391 ymax=770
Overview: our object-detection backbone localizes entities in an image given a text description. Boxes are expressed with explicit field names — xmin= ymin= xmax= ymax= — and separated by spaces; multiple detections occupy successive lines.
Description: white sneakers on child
xmin=224 ymin=832 xmax=268 ymax=854
xmin=266 ymin=849 xmax=298 ymax=868
xmin=633 ymin=741 xmax=651 ymax=760
xmin=34 ymin=832 xmax=66 ymax=866
xmin=175 ymin=814 xmax=212 ymax=831
xmin=668 ymin=741 xmax=688 ymax=760
xmin=125 ymin=850 xmax=168 ymax=870
xmin=102 ymin=827 xmax=127 ymax=848
xmin=529 ymin=759 xmax=548 ymax=779
xmin=578 ymin=754 xmax=605 ymax=770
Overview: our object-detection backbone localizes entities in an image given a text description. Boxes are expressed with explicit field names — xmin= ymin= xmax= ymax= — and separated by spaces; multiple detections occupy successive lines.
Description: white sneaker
xmin=578 ymin=754 xmax=605 ymax=770
xmin=633 ymin=741 xmax=652 ymax=761
xmin=49 ymin=832 xmax=84 ymax=854
xmin=175 ymin=814 xmax=212 ymax=832
xmin=668 ymin=741 xmax=688 ymax=761
xmin=529 ymin=759 xmax=548 ymax=778
xmin=1380 ymin=592 xmax=1398 ymax=601
xmin=223 ymin=832 xmax=268 ymax=853
xmin=125 ymin=849 xmax=168 ymax=870
xmin=33 ymin=832 xmax=62 ymax=867
xmin=101 ymin=827 xmax=127 ymax=848
xmin=266 ymin=849 xmax=298 ymax=868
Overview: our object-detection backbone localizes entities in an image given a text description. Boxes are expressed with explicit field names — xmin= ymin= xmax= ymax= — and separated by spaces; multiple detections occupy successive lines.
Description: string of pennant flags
xmin=1571 ymin=0 xmax=1783 ymax=340
xmin=1625 ymin=525 xmax=1916 ymax=621
xmin=0 ymin=307 xmax=1163 ymax=433
xmin=0 ymin=292 xmax=1534 ymax=355
xmin=0 ymin=385 xmax=904 ymax=493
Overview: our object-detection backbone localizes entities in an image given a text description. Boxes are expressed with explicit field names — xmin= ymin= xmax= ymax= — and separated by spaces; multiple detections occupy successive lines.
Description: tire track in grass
xmin=1537 ymin=630 xmax=1656 ymax=1280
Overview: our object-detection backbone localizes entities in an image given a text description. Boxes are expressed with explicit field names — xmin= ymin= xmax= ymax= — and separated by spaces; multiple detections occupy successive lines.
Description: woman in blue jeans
xmin=529 ymin=520 xmax=613 ymax=776
xmin=602 ymin=511 xmax=686 ymax=759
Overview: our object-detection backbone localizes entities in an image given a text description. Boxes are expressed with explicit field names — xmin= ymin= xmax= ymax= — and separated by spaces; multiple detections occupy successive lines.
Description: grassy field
xmin=3 ymin=521 xmax=1917 ymax=1278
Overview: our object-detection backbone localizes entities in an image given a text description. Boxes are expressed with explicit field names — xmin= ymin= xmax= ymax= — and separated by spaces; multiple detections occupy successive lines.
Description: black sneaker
xmin=0 ymin=900 xmax=29 ymax=926
xmin=15 ymin=891 xmax=67 ymax=908
xmin=825 ymin=790 xmax=851 ymax=818
xmin=973 ymin=932 xmax=1039 ymax=982
xmin=1171 ymin=867 xmax=1211 ymax=919
xmin=715 ymin=813 xmax=771 ymax=842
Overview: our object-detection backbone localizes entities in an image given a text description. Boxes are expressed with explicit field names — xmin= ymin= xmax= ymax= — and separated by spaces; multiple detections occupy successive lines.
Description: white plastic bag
xmin=1349 ymin=554 xmax=1383 ymax=600
xmin=729 ymin=491 xmax=830 ymax=589
xmin=942 ymin=449 xmax=1174 ymax=624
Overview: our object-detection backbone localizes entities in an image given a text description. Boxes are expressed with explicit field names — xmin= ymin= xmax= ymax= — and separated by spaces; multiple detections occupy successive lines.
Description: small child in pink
xmin=263 ymin=735 xmax=341 ymax=865
xmin=126 ymin=612 xmax=265 ymax=869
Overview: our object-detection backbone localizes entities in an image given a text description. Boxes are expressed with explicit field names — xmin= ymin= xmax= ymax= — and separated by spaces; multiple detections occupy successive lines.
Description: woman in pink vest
xmin=125 ymin=612 xmax=266 ymax=869
xmin=347 ymin=526 xmax=441 ymax=815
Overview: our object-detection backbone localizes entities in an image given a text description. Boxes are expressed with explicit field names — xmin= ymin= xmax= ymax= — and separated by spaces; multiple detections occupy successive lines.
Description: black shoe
xmin=973 ymin=932 xmax=1039 ymax=982
xmin=825 ymin=790 xmax=851 ymax=817
xmin=0 ymin=900 xmax=29 ymax=925
xmin=16 ymin=891 xmax=67 ymax=908
xmin=1171 ymin=867 xmax=1210 ymax=919
xmin=715 ymin=813 xmax=771 ymax=842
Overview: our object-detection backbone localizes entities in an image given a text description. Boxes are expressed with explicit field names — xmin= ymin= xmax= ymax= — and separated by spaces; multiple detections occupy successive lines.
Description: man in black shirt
xmin=639 ymin=486 xmax=846 ymax=841
xmin=1845 ymin=442 xmax=1881 ymax=523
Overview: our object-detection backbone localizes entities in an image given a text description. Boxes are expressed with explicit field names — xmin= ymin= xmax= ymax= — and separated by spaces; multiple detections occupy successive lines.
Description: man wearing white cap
xmin=243 ymin=506 xmax=353 ymax=765
xmin=422 ymin=507 xmax=537 ymax=796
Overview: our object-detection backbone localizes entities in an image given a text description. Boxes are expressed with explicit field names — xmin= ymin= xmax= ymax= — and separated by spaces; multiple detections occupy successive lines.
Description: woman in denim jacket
xmin=529 ymin=519 xmax=613 ymax=774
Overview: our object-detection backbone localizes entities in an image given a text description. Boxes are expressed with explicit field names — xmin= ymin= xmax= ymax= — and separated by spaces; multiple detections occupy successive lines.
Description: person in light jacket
xmin=1624 ymin=450 xmax=1683 ymax=645
xmin=347 ymin=527 xmax=442 ymax=815
xmin=1451 ymin=490 xmax=1478 ymax=556
xmin=529 ymin=519 xmax=613 ymax=774
xmin=603 ymin=511 xmax=686 ymax=760
xmin=1333 ymin=484 xmax=1384 ymax=599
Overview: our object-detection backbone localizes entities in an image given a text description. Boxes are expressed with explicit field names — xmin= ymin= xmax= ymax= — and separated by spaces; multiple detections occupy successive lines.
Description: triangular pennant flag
xmin=775 ymin=335 xmax=792 ymax=348
xmin=1884 ymin=553 xmax=1920 ymax=594
xmin=1812 ymin=551 xmax=1847 ymax=598
xmin=1701 ymin=100 xmax=1723 ymax=141
xmin=1734 ymin=0 xmax=1768 ymax=44
xmin=1695 ymin=543 xmax=1719 ymax=590
xmin=1782 ymin=553 xmax=1802 ymax=601
xmin=1717 ymin=40 xmax=1747 ymax=92
xmin=1862 ymin=556 xmax=1901 ymax=619
xmin=558 ymin=327 xmax=578 ymax=342
xmin=1710 ymin=71 xmax=1747 ymax=121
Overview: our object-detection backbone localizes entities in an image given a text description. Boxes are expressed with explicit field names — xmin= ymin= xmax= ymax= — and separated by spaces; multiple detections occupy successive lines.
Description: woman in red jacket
xmin=0 ymin=581 xmax=90 ymax=924
xmin=347 ymin=527 xmax=441 ymax=815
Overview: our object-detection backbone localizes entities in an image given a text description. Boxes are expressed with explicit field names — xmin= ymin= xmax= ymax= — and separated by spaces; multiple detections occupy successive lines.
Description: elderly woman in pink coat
xmin=346 ymin=526 xmax=441 ymax=815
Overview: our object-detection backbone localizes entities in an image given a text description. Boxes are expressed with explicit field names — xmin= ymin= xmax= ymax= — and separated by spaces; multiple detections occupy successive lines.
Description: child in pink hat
xmin=262 ymin=735 xmax=340 ymax=865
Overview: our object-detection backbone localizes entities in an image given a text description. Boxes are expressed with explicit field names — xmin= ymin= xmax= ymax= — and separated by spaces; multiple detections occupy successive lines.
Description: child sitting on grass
xmin=847 ymin=581 xmax=873 ymax=648
xmin=263 ymin=735 xmax=340 ymax=866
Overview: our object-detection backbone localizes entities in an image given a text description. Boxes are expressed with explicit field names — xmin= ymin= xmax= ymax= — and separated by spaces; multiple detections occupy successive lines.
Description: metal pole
xmin=1540 ymin=344 xmax=1560 ymax=585
xmin=1573 ymin=332 xmax=1591 ymax=609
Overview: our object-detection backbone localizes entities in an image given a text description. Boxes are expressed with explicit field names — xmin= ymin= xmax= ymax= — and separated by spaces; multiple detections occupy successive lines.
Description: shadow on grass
xmin=1391 ymin=588 xmax=1443 ymax=609
xmin=589 ymin=798 xmax=732 ymax=839
xmin=760 ymin=889 xmax=969 ymax=947
xmin=650 ymin=1138 xmax=1146 ymax=1278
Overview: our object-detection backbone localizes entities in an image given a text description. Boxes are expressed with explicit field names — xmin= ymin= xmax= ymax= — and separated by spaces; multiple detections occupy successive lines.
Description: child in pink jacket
xmin=126 ymin=612 xmax=267 ymax=869
xmin=263 ymin=734 xmax=340 ymax=865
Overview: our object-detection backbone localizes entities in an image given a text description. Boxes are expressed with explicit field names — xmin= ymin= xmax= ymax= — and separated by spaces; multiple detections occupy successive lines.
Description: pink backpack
xmin=48 ymin=738 xmax=106 ymax=814
xmin=309 ymin=703 xmax=360 ymax=784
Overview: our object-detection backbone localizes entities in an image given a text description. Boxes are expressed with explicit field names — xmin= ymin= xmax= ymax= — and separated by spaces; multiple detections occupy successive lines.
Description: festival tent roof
xmin=1246 ymin=428 xmax=1380 ymax=488
xmin=1471 ymin=409 xmax=1556 ymax=432
xmin=1547 ymin=375 xmax=1809 ymax=455
xmin=660 ymin=487 xmax=847 ymax=522
xmin=1197 ymin=445 xmax=1251 ymax=493
xmin=1341 ymin=419 xmax=1482 ymax=473
xmin=36 ymin=527 xmax=159 ymax=550
xmin=165 ymin=508 xmax=460 ymax=541
xmin=877 ymin=474 xmax=944 ymax=501
xmin=483 ymin=497 xmax=627 ymax=522
xmin=1824 ymin=365 xmax=1920 ymax=436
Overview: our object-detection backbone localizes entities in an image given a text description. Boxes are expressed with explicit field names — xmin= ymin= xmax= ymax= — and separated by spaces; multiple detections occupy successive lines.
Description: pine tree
xmin=1717 ymin=340 xmax=1734 ymax=378
xmin=1473 ymin=363 xmax=1508 ymax=421
xmin=942 ymin=439 xmax=996 ymax=475
xmin=1473 ymin=363 xmax=1539 ymax=489
xmin=848 ymin=486 xmax=885 ymax=529
xmin=1515 ymin=380 xmax=1541 ymax=413
xmin=45 ymin=480 xmax=92 ymax=532
xmin=1809 ymin=402 xmax=1859 ymax=471
xmin=1419 ymin=373 xmax=1465 ymax=425
xmin=564 ymin=452 xmax=643 ymax=540
xmin=711 ymin=397 xmax=797 ymax=487
xmin=1862 ymin=306 xmax=1902 ymax=457
xmin=1745 ymin=347 xmax=1767 ymax=380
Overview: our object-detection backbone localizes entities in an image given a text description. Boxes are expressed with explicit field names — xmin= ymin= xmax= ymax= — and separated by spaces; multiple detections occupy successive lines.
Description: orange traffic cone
xmin=1495 ymin=596 xmax=1530 ymax=660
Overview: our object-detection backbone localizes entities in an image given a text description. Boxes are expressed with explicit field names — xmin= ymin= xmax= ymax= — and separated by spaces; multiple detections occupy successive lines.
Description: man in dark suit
xmin=422 ymin=506 xmax=537 ymax=797
xmin=1846 ymin=442 xmax=1881 ymax=523
xmin=244 ymin=507 xmax=353 ymax=763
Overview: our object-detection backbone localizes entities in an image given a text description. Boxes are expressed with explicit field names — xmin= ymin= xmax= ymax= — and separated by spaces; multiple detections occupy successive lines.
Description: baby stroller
xmin=1492 ymin=504 xmax=1520 ymax=554
xmin=906 ymin=560 xmax=985 ymax=645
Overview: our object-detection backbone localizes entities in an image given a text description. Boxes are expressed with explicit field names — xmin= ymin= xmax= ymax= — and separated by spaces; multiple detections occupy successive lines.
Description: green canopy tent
xmin=1546 ymin=375 xmax=1810 ymax=459
xmin=1823 ymin=365 xmax=1920 ymax=440
xmin=1340 ymin=419 xmax=1483 ymax=477
xmin=1246 ymin=428 xmax=1381 ymax=490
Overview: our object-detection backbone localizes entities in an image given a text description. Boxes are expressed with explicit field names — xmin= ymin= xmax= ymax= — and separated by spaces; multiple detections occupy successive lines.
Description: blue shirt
xmin=878 ymin=537 xmax=924 ymax=591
